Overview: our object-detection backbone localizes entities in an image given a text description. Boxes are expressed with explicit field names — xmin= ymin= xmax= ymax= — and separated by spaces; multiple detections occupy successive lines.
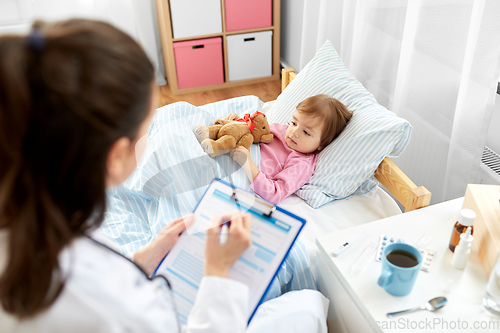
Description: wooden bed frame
xmin=282 ymin=68 xmax=431 ymax=212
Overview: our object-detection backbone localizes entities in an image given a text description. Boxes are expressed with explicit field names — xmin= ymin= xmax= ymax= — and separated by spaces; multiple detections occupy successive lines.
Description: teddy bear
xmin=193 ymin=111 xmax=274 ymax=157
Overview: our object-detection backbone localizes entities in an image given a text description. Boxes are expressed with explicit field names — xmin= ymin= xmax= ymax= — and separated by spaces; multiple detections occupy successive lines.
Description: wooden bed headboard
xmin=281 ymin=68 xmax=431 ymax=212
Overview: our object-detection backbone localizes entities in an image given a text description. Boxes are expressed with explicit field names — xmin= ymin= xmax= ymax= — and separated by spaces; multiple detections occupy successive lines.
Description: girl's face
xmin=285 ymin=110 xmax=323 ymax=154
xmin=105 ymin=84 xmax=157 ymax=188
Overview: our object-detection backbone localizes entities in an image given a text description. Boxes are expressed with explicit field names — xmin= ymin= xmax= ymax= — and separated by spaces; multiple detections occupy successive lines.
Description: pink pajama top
xmin=250 ymin=123 xmax=318 ymax=204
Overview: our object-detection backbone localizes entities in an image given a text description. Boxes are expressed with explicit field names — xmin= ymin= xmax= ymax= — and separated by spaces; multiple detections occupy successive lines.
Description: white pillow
xmin=267 ymin=41 xmax=411 ymax=208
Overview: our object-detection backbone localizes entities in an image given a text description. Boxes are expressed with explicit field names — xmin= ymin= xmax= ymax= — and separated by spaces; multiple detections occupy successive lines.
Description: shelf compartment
xmin=227 ymin=31 xmax=273 ymax=81
xmin=169 ymin=0 xmax=222 ymax=39
xmin=224 ymin=0 xmax=272 ymax=32
xmin=173 ymin=37 xmax=224 ymax=89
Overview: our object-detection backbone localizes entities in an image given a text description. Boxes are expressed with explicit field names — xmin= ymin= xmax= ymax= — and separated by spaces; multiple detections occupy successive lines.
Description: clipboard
xmin=153 ymin=178 xmax=306 ymax=326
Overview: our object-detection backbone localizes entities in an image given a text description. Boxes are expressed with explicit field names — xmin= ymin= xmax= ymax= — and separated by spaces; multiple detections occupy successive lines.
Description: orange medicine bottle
xmin=449 ymin=209 xmax=475 ymax=252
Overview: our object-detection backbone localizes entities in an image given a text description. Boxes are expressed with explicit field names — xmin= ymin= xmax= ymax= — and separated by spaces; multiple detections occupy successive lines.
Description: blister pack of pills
xmin=375 ymin=234 xmax=435 ymax=272
xmin=418 ymin=248 xmax=436 ymax=272
xmin=375 ymin=234 xmax=404 ymax=262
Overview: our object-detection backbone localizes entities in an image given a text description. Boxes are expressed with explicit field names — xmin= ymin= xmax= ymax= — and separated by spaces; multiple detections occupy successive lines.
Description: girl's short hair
xmin=296 ymin=94 xmax=353 ymax=150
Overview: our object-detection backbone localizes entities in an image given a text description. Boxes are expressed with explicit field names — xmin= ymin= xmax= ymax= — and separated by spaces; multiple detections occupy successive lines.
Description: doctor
xmin=0 ymin=19 xmax=328 ymax=333
xmin=0 ymin=18 xmax=253 ymax=333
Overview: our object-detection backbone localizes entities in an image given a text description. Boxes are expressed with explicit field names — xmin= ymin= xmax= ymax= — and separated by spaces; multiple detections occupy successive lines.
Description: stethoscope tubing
xmin=87 ymin=236 xmax=182 ymax=333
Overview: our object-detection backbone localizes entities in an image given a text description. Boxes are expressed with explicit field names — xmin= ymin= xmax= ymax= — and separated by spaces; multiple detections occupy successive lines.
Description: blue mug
xmin=378 ymin=243 xmax=422 ymax=296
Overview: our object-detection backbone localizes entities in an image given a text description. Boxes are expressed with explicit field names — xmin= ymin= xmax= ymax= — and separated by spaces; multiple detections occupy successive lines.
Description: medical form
xmin=153 ymin=179 xmax=306 ymax=325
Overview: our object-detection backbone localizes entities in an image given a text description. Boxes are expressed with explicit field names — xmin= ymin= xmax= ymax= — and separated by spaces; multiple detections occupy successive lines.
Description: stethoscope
xmin=87 ymin=236 xmax=182 ymax=333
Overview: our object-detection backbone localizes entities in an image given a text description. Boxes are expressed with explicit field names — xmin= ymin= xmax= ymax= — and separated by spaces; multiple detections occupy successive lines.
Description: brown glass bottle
xmin=449 ymin=209 xmax=475 ymax=252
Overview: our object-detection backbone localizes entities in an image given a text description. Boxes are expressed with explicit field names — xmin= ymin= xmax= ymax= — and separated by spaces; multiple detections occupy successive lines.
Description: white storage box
xmin=169 ymin=0 xmax=222 ymax=39
xmin=226 ymin=31 xmax=273 ymax=81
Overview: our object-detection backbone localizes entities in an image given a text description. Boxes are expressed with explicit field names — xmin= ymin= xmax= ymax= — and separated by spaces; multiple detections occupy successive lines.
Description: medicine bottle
xmin=452 ymin=227 xmax=473 ymax=269
xmin=449 ymin=208 xmax=475 ymax=252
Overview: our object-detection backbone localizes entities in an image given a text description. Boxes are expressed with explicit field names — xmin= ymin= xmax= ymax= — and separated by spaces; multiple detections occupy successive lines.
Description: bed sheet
xmin=278 ymin=187 xmax=402 ymax=271
xmin=98 ymin=96 xmax=316 ymax=299
xmin=99 ymin=96 xmax=402 ymax=296
xmin=100 ymin=97 xmax=264 ymax=254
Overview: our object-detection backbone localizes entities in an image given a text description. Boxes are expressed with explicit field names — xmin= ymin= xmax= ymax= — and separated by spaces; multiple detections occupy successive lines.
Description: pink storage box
xmin=173 ymin=37 xmax=224 ymax=89
xmin=224 ymin=0 xmax=272 ymax=32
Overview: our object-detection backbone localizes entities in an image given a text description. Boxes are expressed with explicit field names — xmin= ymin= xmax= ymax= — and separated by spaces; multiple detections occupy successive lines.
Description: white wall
xmin=280 ymin=0 xmax=304 ymax=71
xmin=486 ymin=93 xmax=500 ymax=153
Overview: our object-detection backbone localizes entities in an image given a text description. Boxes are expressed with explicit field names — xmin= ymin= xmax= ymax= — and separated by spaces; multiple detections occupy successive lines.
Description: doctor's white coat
xmin=0 ymin=232 xmax=328 ymax=333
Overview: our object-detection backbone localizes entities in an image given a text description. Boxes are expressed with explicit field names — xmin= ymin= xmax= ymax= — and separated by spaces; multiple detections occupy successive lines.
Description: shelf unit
xmin=155 ymin=0 xmax=281 ymax=95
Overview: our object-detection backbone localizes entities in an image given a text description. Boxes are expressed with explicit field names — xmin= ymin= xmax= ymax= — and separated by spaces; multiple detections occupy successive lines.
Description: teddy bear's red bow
xmin=237 ymin=111 xmax=265 ymax=131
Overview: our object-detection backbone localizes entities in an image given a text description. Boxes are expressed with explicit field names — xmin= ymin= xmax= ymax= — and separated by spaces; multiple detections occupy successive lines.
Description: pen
xmin=219 ymin=222 xmax=229 ymax=246
xmin=219 ymin=184 xmax=238 ymax=246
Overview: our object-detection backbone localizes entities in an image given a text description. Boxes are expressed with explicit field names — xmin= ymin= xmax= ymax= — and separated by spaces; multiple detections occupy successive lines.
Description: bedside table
xmin=315 ymin=198 xmax=500 ymax=332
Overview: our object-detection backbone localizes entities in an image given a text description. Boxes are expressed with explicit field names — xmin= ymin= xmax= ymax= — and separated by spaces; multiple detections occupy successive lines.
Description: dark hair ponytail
xmin=0 ymin=19 xmax=154 ymax=317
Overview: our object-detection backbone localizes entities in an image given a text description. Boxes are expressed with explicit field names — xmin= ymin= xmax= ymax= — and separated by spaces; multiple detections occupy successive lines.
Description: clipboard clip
xmin=230 ymin=188 xmax=276 ymax=218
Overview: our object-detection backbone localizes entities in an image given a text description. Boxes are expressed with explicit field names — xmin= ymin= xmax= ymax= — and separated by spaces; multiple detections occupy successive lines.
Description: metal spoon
xmin=387 ymin=296 xmax=447 ymax=318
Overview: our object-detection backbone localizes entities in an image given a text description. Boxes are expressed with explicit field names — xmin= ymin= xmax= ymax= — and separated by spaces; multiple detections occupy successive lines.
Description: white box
xmin=227 ymin=31 xmax=273 ymax=81
xmin=169 ymin=0 xmax=222 ymax=39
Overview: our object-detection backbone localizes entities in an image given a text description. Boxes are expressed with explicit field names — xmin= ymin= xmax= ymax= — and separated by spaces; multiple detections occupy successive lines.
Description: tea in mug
xmin=386 ymin=249 xmax=419 ymax=268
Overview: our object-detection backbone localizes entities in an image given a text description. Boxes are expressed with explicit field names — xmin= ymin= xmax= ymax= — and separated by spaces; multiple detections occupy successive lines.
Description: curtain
xmin=284 ymin=0 xmax=500 ymax=204
xmin=0 ymin=0 xmax=166 ymax=85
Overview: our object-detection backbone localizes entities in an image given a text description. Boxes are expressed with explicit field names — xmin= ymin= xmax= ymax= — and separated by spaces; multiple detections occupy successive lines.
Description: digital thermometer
xmin=332 ymin=233 xmax=365 ymax=257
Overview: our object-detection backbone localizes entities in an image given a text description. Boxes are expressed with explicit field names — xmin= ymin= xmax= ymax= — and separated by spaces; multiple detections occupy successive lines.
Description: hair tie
xmin=27 ymin=29 xmax=45 ymax=53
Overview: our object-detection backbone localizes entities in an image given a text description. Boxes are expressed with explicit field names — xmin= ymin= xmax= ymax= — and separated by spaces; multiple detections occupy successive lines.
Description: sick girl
xmin=230 ymin=94 xmax=352 ymax=204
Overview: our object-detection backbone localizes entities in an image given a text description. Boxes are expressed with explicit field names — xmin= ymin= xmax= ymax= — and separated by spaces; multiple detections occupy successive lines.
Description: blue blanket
xmin=98 ymin=96 xmax=315 ymax=297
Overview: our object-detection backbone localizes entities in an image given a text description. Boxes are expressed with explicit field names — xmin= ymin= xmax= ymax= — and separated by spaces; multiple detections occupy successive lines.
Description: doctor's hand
xmin=134 ymin=214 xmax=195 ymax=276
xmin=204 ymin=213 xmax=252 ymax=278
